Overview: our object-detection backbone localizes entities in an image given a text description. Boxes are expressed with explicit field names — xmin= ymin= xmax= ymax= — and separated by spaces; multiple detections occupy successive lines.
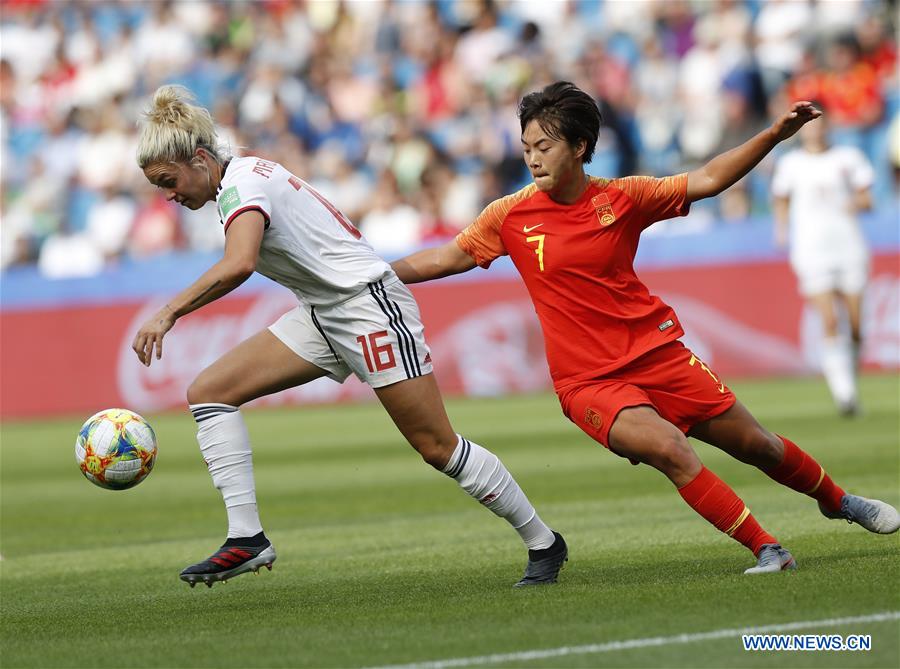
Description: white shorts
xmin=269 ymin=277 xmax=433 ymax=388
xmin=792 ymin=257 xmax=869 ymax=297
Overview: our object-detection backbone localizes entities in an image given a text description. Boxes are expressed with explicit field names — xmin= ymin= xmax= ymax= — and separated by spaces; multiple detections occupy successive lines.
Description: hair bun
xmin=136 ymin=85 xmax=223 ymax=168
xmin=146 ymin=85 xmax=194 ymax=127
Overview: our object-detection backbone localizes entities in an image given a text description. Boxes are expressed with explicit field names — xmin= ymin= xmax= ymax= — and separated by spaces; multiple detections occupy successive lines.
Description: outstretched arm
xmin=391 ymin=239 xmax=477 ymax=284
xmin=773 ymin=195 xmax=791 ymax=248
xmin=686 ymin=101 xmax=822 ymax=203
xmin=132 ymin=210 xmax=266 ymax=366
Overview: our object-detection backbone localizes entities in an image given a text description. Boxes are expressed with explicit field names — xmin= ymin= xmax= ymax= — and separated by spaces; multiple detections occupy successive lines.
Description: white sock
xmin=821 ymin=337 xmax=857 ymax=406
xmin=443 ymin=435 xmax=555 ymax=550
xmin=190 ymin=403 xmax=263 ymax=539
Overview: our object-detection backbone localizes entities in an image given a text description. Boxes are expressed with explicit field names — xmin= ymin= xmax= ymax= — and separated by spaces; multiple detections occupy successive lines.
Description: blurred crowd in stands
xmin=1 ymin=0 xmax=897 ymax=277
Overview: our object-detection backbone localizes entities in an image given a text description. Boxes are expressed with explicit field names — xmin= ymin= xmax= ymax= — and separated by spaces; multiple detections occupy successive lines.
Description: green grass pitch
xmin=1 ymin=375 xmax=898 ymax=668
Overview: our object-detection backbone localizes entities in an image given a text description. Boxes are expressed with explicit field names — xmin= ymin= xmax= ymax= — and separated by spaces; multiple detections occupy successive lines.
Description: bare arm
xmin=132 ymin=211 xmax=266 ymax=366
xmin=391 ymin=238 xmax=477 ymax=284
xmin=686 ymin=102 xmax=822 ymax=203
xmin=854 ymin=187 xmax=873 ymax=213
xmin=773 ymin=195 xmax=790 ymax=248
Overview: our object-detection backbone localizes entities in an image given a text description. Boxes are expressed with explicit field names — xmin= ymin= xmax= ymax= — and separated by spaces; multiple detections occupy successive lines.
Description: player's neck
xmin=547 ymin=171 xmax=589 ymax=205
xmin=803 ymin=142 xmax=828 ymax=154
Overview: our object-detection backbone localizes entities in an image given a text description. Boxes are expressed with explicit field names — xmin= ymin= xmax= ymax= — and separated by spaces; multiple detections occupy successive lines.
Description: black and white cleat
xmin=514 ymin=531 xmax=568 ymax=587
xmin=180 ymin=535 xmax=276 ymax=588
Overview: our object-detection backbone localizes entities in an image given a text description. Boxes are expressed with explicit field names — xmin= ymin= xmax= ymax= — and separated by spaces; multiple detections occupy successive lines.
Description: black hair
xmin=517 ymin=81 xmax=602 ymax=164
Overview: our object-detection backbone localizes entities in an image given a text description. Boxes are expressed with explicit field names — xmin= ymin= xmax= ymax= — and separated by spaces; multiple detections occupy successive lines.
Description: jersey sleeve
xmin=455 ymin=187 xmax=534 ymax=268
xmin=611 ymin=173 xmax=690 ymax=227
xmin=218 ymin=173 xmax=272 ymax=232
xmin=771 ymin=153 xmax=795 ymax=198
xmin=455 ymin=199 xmax=507 ymax=268
xmin=846 ymin=147 xmax=875 ymax=190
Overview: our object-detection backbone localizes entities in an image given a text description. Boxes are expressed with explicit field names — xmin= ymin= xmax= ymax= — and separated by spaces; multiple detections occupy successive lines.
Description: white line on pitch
xmin=365 ymin=611 xmax=900 ymax=669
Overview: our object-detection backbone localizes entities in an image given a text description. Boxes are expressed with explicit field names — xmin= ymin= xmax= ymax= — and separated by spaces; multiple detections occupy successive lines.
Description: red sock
xmin=678 ymin=466 xmax=776 ymax=556
xmin=766 ymin=436 xmax=845 ymax=513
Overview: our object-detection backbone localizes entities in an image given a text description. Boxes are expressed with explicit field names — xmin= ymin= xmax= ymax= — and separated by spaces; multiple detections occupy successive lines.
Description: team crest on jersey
xmin=584 ymin=407 xmax=603 ymax=430
xmin=591 ymin=193 xmax=616 ymax=226
xmin=219 ymin=186 xmax=241 ymax=219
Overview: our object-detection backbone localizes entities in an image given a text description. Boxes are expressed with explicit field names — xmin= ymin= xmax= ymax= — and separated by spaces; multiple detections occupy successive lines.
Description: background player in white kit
xmin=772 ymin=113 xmax=875 ymax=416
xmin=131 ymin=86 xmax=567 ymax=588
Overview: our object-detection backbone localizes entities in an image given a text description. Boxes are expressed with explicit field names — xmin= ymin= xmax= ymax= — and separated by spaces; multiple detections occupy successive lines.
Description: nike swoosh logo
xmin=523 ymin=223 xmax=544 ymax=233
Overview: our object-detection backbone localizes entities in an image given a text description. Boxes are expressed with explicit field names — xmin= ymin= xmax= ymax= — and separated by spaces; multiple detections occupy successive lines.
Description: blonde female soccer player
xmin=132 ymin=86 xmax=566 ymax=588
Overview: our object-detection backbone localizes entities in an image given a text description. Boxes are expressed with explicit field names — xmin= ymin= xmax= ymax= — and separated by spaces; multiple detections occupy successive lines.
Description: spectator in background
xmin=782 ymin=35 xmax=884 ymax=148
xmin=633 ymin=36 xmax=680 ymax=176
xmin=37 ymin=223 xmax=103 ymax=279
xmin=409 ymin=26 xmax=466 ymax=125
xmin=753 ymin=0 xmax=813 ymax=97
xmin=417 ymin=161 xmax=462 ymax=244
xmin=128 ymin=189 xmax=183 ymax=258
xmin=0 ymin=0 xmax=896 ymax=277
xmin=358 ymin=169 xmax=422 ymax=257
xmin=818 ymin=35 xmax=884 ymax=133
xmin=0 ymin=185 xmax=34 ymax=268
xmin=75 ymin=105 xmax=132 ymax=193
xmin=85 ymin=184 xmax=136 ymax=263
xmin=309 ymin=147 xmax=373 ymax=226
xmin=856 ymin=13 xmax=897 ymax=85
xmin=677 ymin=19 xmax=725 ymax=166
xmin=38 ymin=110 xmax=82 ymax=187
xmin=772 ymin=113 xmax=875 ymax=417
xmin=454 ymin=0 xmax=514 ymax=84
xmin=657 ymin=0 xmax=697 ymax=60
xmin=416 ymin=159 xmax=484 ymax=241
xmin=388 ymin=118 xmax=434 ymax=195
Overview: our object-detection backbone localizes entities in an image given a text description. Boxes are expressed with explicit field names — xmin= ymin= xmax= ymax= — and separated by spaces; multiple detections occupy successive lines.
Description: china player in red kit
xmin=393 ymin=82 xmax=899 ymax=575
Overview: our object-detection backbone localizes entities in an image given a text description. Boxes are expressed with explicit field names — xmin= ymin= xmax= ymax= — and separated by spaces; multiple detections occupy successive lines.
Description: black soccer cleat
xmin=514 ymin=531 xmax=568 ymax=587
xmin=180 ymin=533 xmax=276 ymax=588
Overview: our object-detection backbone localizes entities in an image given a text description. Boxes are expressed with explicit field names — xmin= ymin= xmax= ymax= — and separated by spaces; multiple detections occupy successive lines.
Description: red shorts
xmin=558 ymin=340 xmax=736 ymax=450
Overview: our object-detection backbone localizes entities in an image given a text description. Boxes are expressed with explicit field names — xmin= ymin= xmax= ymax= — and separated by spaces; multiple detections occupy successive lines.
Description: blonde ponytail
xmin=136 ymin=85 xmax=226 ymax=168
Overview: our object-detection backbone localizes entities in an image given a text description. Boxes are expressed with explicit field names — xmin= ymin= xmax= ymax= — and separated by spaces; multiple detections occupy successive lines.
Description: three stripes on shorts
xmin=367 ymin=279 xmax=422 ymax=380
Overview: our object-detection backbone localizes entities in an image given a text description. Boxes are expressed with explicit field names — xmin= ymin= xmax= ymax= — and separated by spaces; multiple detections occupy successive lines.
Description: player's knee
xmin=743 ymin=428 xmax=783 ymax=468
xmin=410 ymin=433 xmax=455 ymax=470
xmin=821 ymin=316 xmax=840 ymax=338
xmin=653 ymin=435 xmax=696 ymax=477
xmin=186 ymin=373 xmax=229 ymax=407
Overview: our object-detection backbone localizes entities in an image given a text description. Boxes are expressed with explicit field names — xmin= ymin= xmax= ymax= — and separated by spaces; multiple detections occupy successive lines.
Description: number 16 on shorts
xmin=356 ymin=331 xmax=396 ymax=373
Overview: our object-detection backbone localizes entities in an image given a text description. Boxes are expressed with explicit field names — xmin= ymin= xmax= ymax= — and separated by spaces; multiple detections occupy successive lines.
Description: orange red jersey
xmin=455 ymin=174 xmax=690 ymax=392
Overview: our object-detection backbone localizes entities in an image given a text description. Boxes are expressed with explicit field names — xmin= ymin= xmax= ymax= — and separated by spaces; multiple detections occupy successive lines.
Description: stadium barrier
xmin=2 ymin=218 xmax=897 ymax=418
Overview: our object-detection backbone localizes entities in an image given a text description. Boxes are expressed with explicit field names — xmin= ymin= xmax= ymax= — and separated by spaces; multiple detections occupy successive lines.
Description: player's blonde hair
xmin=136 ymin=85 xmax=227 ymax=168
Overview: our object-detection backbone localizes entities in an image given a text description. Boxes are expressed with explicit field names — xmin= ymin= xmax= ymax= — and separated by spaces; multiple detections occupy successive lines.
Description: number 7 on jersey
xmin=526 ymin=234 xmax=545 ymax=271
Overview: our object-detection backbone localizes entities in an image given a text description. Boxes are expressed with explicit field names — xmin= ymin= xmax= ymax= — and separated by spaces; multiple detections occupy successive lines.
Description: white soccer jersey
xmin=216 ymin=156 xmax=391 ymax=306
xmin=771 ymin=146 xmax=874 ymax=268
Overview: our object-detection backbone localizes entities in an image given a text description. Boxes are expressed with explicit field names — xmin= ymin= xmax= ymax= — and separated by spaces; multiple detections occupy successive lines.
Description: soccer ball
xmin=75 ymin=408 xmax=158 ymax=490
